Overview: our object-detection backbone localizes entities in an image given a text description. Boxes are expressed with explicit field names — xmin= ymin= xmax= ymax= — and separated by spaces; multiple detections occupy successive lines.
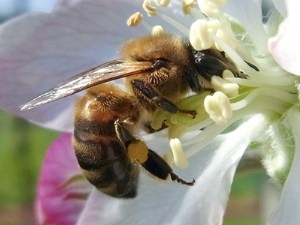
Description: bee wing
xmin=20 ymin=60 xmax=153 ymax=110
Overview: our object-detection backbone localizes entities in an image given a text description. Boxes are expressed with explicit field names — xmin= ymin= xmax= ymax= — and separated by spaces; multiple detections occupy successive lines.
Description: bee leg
xmin=115 ymin=119 xmax=150 ymax=165
xmin=131 ymin=79 xmax=196 ymax=117
xmin=142 ymin=149 xmax=195 ymax=186
xmin=114 ymin=119 xmax=137 ymax=146
xmin=143 ymin=121 xmax=168 ymax=133
xmin=185 ymin=66 xmax=201 ymax=92
xmin=115 ymin=120 xmax=195 ymax=186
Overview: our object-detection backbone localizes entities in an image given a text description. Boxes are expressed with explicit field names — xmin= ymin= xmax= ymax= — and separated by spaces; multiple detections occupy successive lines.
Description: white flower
xmin=1 ymin=0 xmax=300 ymax=225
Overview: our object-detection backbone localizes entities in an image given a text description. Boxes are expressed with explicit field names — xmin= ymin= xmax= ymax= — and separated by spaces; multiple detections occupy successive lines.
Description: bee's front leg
xmin=130 ymin=79 xmax=196 ymax=117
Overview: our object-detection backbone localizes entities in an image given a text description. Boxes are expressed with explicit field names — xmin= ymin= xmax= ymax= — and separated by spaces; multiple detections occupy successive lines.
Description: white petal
xmin=268 ymin=107 xmax=300 ymax=225
xmin=268 ymin=0 xmax=300 ymax=75
xmin=27 ymin=0 xmax=56 ymax=12
xmin=0 ymin=0 xmax=146 ymax=131
xmin=272 ymin=0 xmax=287 ymax=17
xmin=223 ymin=0 xmax=269 ymax=54
xmin=77 ymin=115 xmax=267 ymax=225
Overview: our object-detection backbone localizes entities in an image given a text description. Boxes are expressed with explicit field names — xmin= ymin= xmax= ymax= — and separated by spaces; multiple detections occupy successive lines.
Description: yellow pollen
xmin=128 ymin=140 xmax=149 ymax=164
xmin=127 ymin=12 xmax=143 ymax=27
xmin=182 ymin=0 xmax=198 ymax=15
xmin=143 ymin=0 xmax=157 ymax=16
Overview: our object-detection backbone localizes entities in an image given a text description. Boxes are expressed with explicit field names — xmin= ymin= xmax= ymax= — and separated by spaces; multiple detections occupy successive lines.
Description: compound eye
xmin=153 ymin=58 xmax=169 ymax=70
xmin=195 ymin=54 xmax=227 ymax=76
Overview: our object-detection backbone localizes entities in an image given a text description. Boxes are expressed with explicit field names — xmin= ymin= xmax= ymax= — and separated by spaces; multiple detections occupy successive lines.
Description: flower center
xmin=127 ymin=0 xmax=300 ymax=170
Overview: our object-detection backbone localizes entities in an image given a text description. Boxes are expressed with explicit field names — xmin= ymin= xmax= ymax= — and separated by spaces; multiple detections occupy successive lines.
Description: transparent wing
xmin=20 ymin=60 xmax=154 ymax=110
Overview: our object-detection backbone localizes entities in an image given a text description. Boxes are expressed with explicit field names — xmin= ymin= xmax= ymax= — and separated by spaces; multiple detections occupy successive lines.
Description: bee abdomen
xmin=73 ymin=119 xmax=139 ymax=197
xmin=73 ymin=120 xmax=124 ymax=170
xmin=73 ymin=129 xmax=117 ymax=169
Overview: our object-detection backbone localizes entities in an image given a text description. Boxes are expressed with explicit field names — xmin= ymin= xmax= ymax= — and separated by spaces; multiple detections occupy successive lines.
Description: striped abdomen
xmin=73 ymin=84 xmax=141 ymax=198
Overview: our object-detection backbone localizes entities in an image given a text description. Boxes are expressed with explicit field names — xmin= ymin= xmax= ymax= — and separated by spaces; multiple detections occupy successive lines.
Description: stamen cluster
xmin=127 ymin=0 xmax=299 ymax=177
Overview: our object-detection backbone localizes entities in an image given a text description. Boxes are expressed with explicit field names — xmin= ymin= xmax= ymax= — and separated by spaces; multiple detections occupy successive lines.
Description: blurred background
xmin=0 ymin=111 xmax=58 ymax=225
xmin=0 ymin=1 xmax=279 ymax=225
xmin=0 ymin=2 xmax=58 ymax=225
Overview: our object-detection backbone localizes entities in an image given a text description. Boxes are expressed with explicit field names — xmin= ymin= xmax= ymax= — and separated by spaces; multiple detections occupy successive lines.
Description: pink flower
xmin=36 ymin=133 xmax=91 ymax=225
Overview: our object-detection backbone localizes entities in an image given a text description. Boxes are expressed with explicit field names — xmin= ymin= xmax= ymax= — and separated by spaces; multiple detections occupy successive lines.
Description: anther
xmin=199 ymin=0 xmax=220 ymax=18
xmin=143 ymin=0 xmax=157 ymax=16
xmin=204 ymin=91 xmax=232 ymax=125
xmin=190 ymin=19 xmax=213 ymax=50
xmin=127 ymin=12 xmax=143 ymax=27
xmin=182 ymin=0 xmax=198 ymax=15
xmin=152 ymin=25 xmax=165 ymax=36
xmin=211 ymin=74 xmax=239 ymax=97
xmin=155 ymin=0 xmax=170 ymax=7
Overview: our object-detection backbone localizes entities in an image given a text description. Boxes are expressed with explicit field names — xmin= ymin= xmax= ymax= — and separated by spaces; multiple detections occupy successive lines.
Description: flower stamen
xmin=152 ymin=25 xmax=165 ymax=36
xmin=182 ymin=0 xmax=198 ymax=15
xmin=170 ymin=138 xmax=189 ymax=169
xmin=204 ymin=91 xmax=232 ymax=125
xmin=143 ymin=0 xmax=157 ymax=16
xmin=138 ymin=0 xmax=299 ymax=187
xmin=189 ymin=18 xmax=237 ymax=52
xmin=198 ymin=0 xmax=227 ymax=18
xmin=155 ymin=0 xmax=170 ymax=7
xmin=190 ymin=19 xmax=217 ymax=50
xmin=127 ymin=12 xmax=143 ymax=27
xmin=211 ymin=73 xmax=239 ymax=97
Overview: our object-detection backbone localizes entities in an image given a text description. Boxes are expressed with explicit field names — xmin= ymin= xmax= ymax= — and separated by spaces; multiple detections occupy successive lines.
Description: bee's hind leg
xmin=141 ymin=149 xmax=195 ymax=186
xmin=115 ymin=120 xmax=195 ymax=186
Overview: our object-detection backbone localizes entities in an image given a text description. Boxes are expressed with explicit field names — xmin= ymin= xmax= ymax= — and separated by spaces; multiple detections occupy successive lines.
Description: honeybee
xmin=21 ymin=34 xmax=245 ymax=198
